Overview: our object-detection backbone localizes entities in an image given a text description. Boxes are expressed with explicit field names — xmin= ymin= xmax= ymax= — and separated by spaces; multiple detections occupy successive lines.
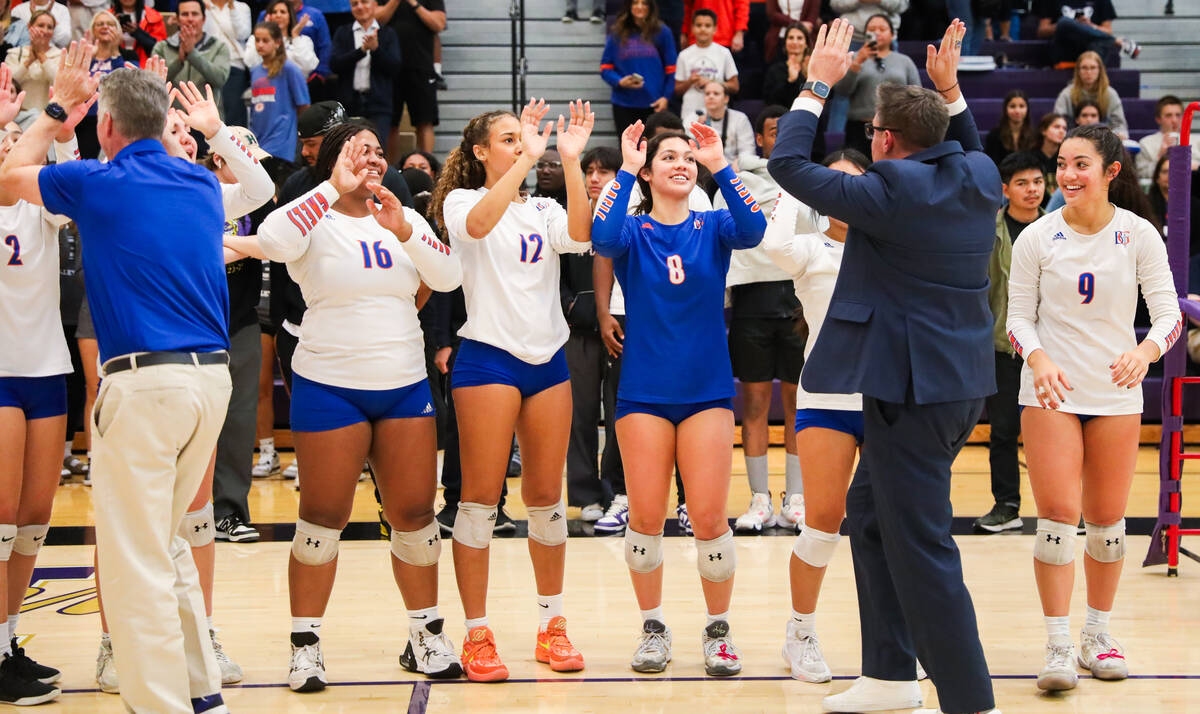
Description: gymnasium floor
xmin=27 ymin=444 xmax=1200 ymax=712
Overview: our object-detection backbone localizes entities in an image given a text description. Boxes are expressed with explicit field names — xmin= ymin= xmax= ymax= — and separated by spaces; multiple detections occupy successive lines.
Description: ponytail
xmin=429 ymin=109 xmax=515 ymax=237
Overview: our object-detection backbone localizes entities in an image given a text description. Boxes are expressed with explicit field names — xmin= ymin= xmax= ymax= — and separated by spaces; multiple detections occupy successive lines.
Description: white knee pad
xmin=1034 ymin=519 xmax=1077 ymax=566
xmin=13 ymin=524 xmax=49 ymax=557
xmin=526 ymin=499 xmax=567 ymax=547
xmin=178 ymin=503 xmax=214 ymax=548
xmin=452 ymin=502 xmax=497 ymax=549
xmin=695 ymin=529 xmax=737 ymax=583
xmin=625 ymin=528 xmax=664 ymax=573
xmin=1085 ymin=519 xmax=1126 ymax=563
xmin=0 ymin=524 xmax=16 ymax=561
xmin=792 ymin=523 xmax=841 ymax=568
xmin=390 ymin=520 xmax=442 ymax=567
xmin=292 ymin=519 xmax=342 ymax=566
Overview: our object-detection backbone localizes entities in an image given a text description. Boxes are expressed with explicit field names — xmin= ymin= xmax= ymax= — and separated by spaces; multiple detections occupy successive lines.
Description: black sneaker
xmin=506 ymin=444 xmax=522 ymax=478
xmin=6 ymin=640 xmax=59 ymax=685
xmin=493 ymin=508 xmax=516 ymax=534
xmin=215 ymin=515 xmax=260 ymax=543
xmin=435 ymin=504 xmax=457 ymax=535
xmin=973 ymin=504 xmax=1022 ymax=533
xmin=561 ymin=9 xmax=579 ymax=22
xmin=434 ymin=71 xmax=448 ymax=90
xmin=590 ymin=8 xmax=604 ymax=23
xmin=0 ymin=654 xmax=59 ymax=705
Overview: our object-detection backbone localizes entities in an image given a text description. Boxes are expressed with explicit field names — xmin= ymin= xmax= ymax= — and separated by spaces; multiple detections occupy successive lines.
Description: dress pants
xmin=565 ymin=331 xmax=607 ymax=507
xmin=986 ymin=352 xmax=1023 ymax=508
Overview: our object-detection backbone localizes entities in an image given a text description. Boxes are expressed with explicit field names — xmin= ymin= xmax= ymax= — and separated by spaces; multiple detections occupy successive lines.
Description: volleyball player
xmin=591 ymin=120 xmax=766 ymax=675
xmin=430 ymin=98 xmax=594 ymax=682
xmin=258 ymin=123 xmax=462 ymax=692
xmin=1006 ymin=124 xmax=1181 ymax=691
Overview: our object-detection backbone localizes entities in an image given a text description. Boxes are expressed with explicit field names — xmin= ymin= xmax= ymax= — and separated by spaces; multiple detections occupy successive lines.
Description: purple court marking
xmin=406 ymin=681 xmax=431 ymax=714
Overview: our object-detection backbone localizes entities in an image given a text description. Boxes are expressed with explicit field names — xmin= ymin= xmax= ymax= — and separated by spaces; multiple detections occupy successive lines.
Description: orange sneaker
xmin=461 ymin=626 xmax=509 ymax=682
xmin=535 ymin=616 xmax=585 ymax=672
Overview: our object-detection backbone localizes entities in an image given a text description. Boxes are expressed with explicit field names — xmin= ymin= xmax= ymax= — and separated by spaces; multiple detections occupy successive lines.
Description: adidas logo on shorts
xmin=422 ymin=402 xmax=433 ymax=414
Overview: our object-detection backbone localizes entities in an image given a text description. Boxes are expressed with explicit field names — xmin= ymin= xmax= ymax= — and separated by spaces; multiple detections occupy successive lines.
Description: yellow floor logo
xmin=20 ymin=566 xmax=98 ymax=616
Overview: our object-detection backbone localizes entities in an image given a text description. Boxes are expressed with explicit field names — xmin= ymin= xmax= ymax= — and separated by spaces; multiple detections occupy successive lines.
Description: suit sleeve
xmin=943 ymin=95 xmax=984 ymax=154
xmin=258 ymin=181 xmax=339 ymax=262
xmin=1004 ymin=229 xmax=1044 ymax=359
xmin=712 ymin=165 xmax=766 ymax=249
xmin=376 ymin=27 xmax=402 ymax=74
xmin=1135 ymin=222 xmax=1182 ymax=359
xmin=329 ymin=27 xmax=360 ymax=75
xmin=591 ymin=171 xmax=636 ymax=258
xmin=400 ymin=208 xmax=462 ymax=292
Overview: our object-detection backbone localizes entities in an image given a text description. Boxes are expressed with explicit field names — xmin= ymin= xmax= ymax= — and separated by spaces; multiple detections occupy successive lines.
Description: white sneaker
xmin=288 ymin=638 xmax=327 ymax=692
xmin=251 ymin=451 xmax=280 ymax=478
xmin=95 ymin=637 xmax=118 ymax=694
xmin=1037 ymin=637 xmax=1078 ymax=691
xmin=210 ymin=629 xmax=243 ymax=684
xmin=595 ymin=495 xmax=629 ymax=534
xmin=399 ymin=618 xmax=463 ymax=679
xmin=701 ymin=620 xmax=742 ymax=677
xmin=734 ymin=492 xmax=775 ymax=532
xmin=782 ymin=621 xmax=830 ymax=682
xmin=1078 ymin=630 xmax=1128 ymax=681
xmin=916 ymin=660 xmax=927 ymax=680
xmin=915 ymin=709 xmax=1002 ymax=714
xmin=580 ymin=503 xmax=604 ymax=522
xmin=631 ymin=619 xmax=672 ymax=673
xmin=777 ymin=492 xmax=805 ymax=531
xmin=821 ymin=676 xmax=922 ymax=712
xmin=283 ymin=461 xmax=298 ymax=479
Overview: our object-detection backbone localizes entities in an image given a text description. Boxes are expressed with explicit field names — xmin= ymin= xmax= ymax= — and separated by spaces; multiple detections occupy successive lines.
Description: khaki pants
xmin=91 ymin=360 xmax=232 ymax=714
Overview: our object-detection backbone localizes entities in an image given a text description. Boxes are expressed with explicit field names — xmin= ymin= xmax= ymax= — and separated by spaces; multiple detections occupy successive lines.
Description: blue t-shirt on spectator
xmin=250 ymin=62 xmax=310 ymax=162
xmin=37 ymin=140 xmax=230 ymax=363
xmin=257 ymin=4 xmax=332 ymax=76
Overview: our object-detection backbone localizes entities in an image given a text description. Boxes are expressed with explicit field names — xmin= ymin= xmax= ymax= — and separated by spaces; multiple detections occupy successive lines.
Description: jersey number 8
xmin=666 ymin=254 xmax=685 ymax=285
xmin=1078 ymin=272 xmax=1094 ymax=304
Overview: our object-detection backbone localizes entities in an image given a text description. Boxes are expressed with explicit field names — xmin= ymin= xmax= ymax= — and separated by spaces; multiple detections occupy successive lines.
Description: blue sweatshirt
xmin=600 ymin=24 xmax=677 ymax=109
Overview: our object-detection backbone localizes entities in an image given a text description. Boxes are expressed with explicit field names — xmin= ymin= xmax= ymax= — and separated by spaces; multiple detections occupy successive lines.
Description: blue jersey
xmin=591 ymin=166 xmax=766 ymax=403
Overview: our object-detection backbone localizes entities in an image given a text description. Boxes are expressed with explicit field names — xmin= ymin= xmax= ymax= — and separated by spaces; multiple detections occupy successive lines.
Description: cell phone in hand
xmin=631 ymin=73 xmax=644 ymax=83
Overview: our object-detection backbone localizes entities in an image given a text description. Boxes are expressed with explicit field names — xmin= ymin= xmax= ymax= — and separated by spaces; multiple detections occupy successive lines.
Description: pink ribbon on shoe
xmin=1096 ymin=649 xmax=1124 ymax=660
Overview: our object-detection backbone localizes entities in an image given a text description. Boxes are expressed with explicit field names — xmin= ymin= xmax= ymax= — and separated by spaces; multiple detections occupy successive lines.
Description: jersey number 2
xmin=666 ymin=254 xmax=685 ymax=284
xmin=359 ymin=240 xmax=393 ymax=269
xmin=1078 ymin=272 xmax=1094 ymax=304
xmin=4 ymin=235 xmax=19 ymax=266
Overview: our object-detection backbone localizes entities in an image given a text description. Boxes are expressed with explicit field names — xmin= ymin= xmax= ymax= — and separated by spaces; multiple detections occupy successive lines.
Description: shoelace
xmin=1046 ymin=642 xmax=1073 ymax=668
xmin=604 ymin=499 xmax=628 ymax=518
xmin=706 ymin=641 xmax=738 ymax=661
xmin=293 ymin=643 xmax=322 ymax=671
xmin=1091 ymin=633 xmax=1124 ymax=660
xmin=798 ymin=634 xmax=823 ymax=664
xmin=636 ymin=631 xmax=668 ymax=656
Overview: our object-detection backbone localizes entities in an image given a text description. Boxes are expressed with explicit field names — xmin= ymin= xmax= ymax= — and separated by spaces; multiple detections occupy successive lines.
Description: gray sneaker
xmin=1036 ymin=637 xmax=1078 ymax=691
xmin=95 ymin=637 xmax=118 ymax=694
xmin=210 ymin=629 xmax=243 ymax=684
xmin=1078 ymin=630 xmax=1128 ymax=680
xmin=702 ymin=620 xmax=742 ymax=676
xmin=631 ymin=619 xmax=671 ymax=673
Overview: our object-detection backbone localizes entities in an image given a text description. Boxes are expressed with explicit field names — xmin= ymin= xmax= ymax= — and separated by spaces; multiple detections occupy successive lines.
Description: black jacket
xmin=330 ymin=23 xmax=402 ymax=117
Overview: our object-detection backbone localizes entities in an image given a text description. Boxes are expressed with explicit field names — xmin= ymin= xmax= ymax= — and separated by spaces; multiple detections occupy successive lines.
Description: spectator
xmin=833 ymin=13 xmax=919 ymax=157
xmin=75 ymin=12 xmax=138 ymax=159
xmin=153 ymin=0 xmax=232 ymax=118
xmin=1137 ymin=95 xmax=1200 ymax=180
xmin=244 ymin=0 xmax=318 ymax=77
xmin=984 ymin=89 xmax=1036 ymax=166
xmin=1053 ymin=50 xmax=1127 ymax=138
xmin=659 ymin=0 xmax=684 ymax=49
xmin=373 ymin=0 xmax=442 ymax=157
xmin=306 ymin=0 xmax=351 ymax=35
xmin=601 ymin=0 xmax=677 ymax=134
xmin=764 ymin=0 xmax=817 ymax=61
xmin=674 ymin=9 xmax=739 ymax=123
xmin=0 ymin=0 xmax=28 ymax=58
xmin=682 ymin=0 xmax=748 ymax=51
xmin=1035 ymin=111 xmax=1067 ymax=200
xmin=762 ymin=21 xmax=808 ymax=107
xmin=249 ymin=21 xmax=310 ymax=162
xmin=1073 ymin=98 xmax=1101 ymax=127
xmin=1035 ymin=0 xmax=1139 ymax=66
xmin=4 ymin=11 xmax=59 ymax=118
xmin=534 ymin=146 xmax=566 ymax=204
xmin=1148 ymin=153 xmax=1200 ymax=256
xmin=331 ymin=0 xmax=401 ymax=143
xmin=112 ymin=0 xmax=166 ymax=67
xmin=205 ymin=0 xmax=252 ymax=128
xmin=832 ymin=0 xmax=907 ymax=46
xmin=399 ymin=149 xmax=440 ymax=179
xmin=562 ymin=0 xmax=605 ymax=23
xmin=257 ymin=0 xmax=332 ymax=98
xmin=68 ymin=0 xmax=108 ymax=41
xmin=11 ymin=0 xmax=68 ymax=47
xmin=694 ymin=80 xmax=754 ymax=167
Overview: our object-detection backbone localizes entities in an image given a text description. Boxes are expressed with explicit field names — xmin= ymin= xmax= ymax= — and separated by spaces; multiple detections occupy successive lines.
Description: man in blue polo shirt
xmin=0 ymin=42 xmax=231 ymax=714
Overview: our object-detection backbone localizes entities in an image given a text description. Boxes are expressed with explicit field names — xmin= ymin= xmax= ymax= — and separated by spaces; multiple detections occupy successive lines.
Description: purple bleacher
xmin=898 ymin=40 xmax=1119 ymax=69
xmin=969 ymin=97 xmax=1160 ymax=135
xmin=916 ymin=68 xmax=1139 ymax=99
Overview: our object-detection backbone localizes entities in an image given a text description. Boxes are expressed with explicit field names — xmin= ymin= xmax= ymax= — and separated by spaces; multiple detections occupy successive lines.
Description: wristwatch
xmin=801 ymin=80 xmax=831 ymax=100
xmin=44 ymin=102 xmax=68 ymax=122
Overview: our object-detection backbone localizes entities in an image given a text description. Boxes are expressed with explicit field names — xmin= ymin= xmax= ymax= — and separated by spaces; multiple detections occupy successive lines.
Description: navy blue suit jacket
xmin=767 ymin=105 xmax=1002 ymax=405
xmin=331 ymin=24 xmax=402 ymax=117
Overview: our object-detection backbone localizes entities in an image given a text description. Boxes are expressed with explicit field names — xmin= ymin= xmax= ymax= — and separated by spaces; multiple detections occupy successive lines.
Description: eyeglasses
xmin=864 ymin=124 xmax=901 ymax=140
xmin=536 ymin=161 xmax=562 ymax=171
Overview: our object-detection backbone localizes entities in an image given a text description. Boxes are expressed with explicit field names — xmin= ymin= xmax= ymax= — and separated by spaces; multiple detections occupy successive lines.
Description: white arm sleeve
xmin=761 ymin=190 xmax=814 ymax=277
xmin=542 ymin=197 xmax=591 ymax=255
xmin=1005 ymin=230 xmax=1045 ymax=359
xmin=209 ymin=124 xmax=275 ymax=220
xmin=258 ymin=181 xmax=340 ymax=262
xmin=1136 ymin=222 xmax=1183 ymax=359
xmin=398 ymin=208 xmax=463 ymax=292
xmin=443 ymin=188 xmax=482 ymax=243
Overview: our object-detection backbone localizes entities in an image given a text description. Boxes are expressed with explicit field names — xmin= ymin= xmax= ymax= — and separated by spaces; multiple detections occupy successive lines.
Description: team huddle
xmin=0 ymin=17 xmax=1183 ymax=714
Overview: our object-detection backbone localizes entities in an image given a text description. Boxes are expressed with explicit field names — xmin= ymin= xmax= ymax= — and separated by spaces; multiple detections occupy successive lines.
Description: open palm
xmin=366 ymin=181 xmax=413 ymax=241
xmin=689 ymin=122 xmax=727 ymax=171
xmin=519 ymin=97 xmax=553 ymax=161
xmin=555 ymin=99 xmax=594 ymax=162
xmin=170 ymin=81 xmax=222 ymax=139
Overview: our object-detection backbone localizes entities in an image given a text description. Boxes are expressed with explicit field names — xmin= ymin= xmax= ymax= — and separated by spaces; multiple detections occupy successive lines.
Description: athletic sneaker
xmin=210 ymin=630 xmax=243 ymax=684
xmin=535 ymin=616 xmax=584 ymax=672
xmin=630 ymin=619 xmax=671 ymax=673
xmin=460 ymin=626 xmax=508 ymax=682
xmin=0 ymin=654 xmax=58 ymax=706
xmin=734 ymin=492 xmax=775 ymax=532
xmin=561 ymin=9 xmax=579 ymax=22
xmin=494 ymin=508 xmax=517 ymax=534
xmin=6 ymin=640 xmax=58 ymax=685
xmin=400 ymin=618 xmax=463 ymax=679
xmin=701 ymin=620 xmax=742 ymax=676
xmin=594 ymin=495 xmax=629 ymax=534
xmin=95 ymin=637 xmax=118 ymax=693
xmin=251 ymin=451 xmax=280 ymax=478
xmin=507 ymin=443 xmax=522 ymax=478
xmin=1119 ymin=37 xmax=1141 ymax=59
xmin=435 ymin=504 xmax=457 ymax=535
xmin=1036 ymin=637 xmax=1078 ymax=691
xmin=434 ymin=71 xmax=448 ymax=91
xmin=1078 ymin=630 xmax=1128 ymax=681
xmin=776 ymin=492 xmax=805 ymax=531
xmin=580 ymin=503 xmax=604 ymax=522
xmin=283 ymin=461 xmax=298 ymax=479
xmin=676 ymin=503 xmax=693 ymax=536
xmin=590 ymin=8 xmax=604 ymax=22
xmin=973 ymin=503 xmax=1022 ymax=533
xmin=62 ymin=455 xmax=88 ymax=477
xmin=215 ymin=515 xmax=260 ymax=543
xmin=782 ymin=621 xmax=830 ymax=682
xmin=288 ymin=633 xmax=327 ymax=692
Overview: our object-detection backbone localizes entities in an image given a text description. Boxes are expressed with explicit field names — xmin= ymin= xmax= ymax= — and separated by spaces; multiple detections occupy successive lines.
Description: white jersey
xmin=444 ymin=187 xmax=590 ymax=363
xmin=1007 ymin=206 xmax=1181 ymax=415
xmin=761 ymin=191 xmax=861 ymax=412
xmin=259 ymin=181 xmax=462 ymax=389
xmin=595 ymin=179 xmax=711 ymax=316
xmin=210 ymin=125 xmax=276 ymax=222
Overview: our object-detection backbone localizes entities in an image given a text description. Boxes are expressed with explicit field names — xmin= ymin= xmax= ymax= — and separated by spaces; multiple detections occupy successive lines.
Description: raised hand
xmin=144 ymin=54 xmax=168 ymax=82
xmin=555 ymin=99 xmax=593 ymax=162
xmin=805 ymin=19 xmax=855 ymax=88
xmin=519 ymin=97 xmax=553 ymax=162
xmin=927 ymin=19 xmax=966 ymax=99
xmin=329 ymin=136 xmax=369 ymax=195
xmin=0 ymin=64 xmax=26 ymax=127
xmin=688 ymin=121 xmax=728 ymax=172
xmin=51 ymin=41 xmax=100 ymax=113
xmin=618 ymin=119 xmax=646 ymax=174
xmin=365 ymin=181 xmax=414 ymax=241
xmin=170 ymin=81 xmax=221 ymax=139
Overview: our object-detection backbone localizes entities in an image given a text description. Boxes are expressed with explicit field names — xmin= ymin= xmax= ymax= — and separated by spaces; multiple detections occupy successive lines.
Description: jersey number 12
xmin=666 ymin=254 xmax=685 ymax=284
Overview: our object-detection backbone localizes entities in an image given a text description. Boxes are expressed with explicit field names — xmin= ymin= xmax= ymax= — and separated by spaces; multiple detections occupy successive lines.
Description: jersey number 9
xmin=666 ymin=254 xmax=685 ymax=285
xmin=4 ymin=235 xmax=19 ymax=266
xmin=1078 ymin=272 xmax=1094 ymax=304
xmin=359 ymin=240 xmax=393 ymax=269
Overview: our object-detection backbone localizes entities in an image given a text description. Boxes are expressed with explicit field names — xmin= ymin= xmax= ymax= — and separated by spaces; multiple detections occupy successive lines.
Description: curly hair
xmin=429 ymin=109 xmax=515 ymax=236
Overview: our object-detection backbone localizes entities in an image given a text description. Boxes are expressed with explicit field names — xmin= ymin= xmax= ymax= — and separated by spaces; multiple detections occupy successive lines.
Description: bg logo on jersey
xmin=1114 ymin=230 xmax=1130 ymax=245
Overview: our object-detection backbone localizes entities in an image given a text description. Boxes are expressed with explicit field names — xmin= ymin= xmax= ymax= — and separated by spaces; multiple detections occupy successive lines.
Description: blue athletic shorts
xmin=615 ymin=397 xmax=734 ymax=425
xmin=794 ymin=408 xmax=864 ymax=444
xmin=290 ymin=374 xmax=435 ymax=432
xmin=1019 ymin=405 xmax=1097 ymax=424
xmin=0 ymin=375 xmax=67 ymax=419
xmin=451 ymin=339 xmax=569 ymax=398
